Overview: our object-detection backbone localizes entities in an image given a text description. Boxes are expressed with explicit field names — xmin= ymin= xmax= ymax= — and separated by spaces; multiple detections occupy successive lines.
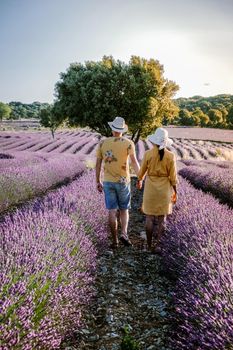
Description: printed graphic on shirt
xmin=104 ymin=150 xmax=117 ymax=163
xmin=96 ymin=137 xmax=136 ymax=183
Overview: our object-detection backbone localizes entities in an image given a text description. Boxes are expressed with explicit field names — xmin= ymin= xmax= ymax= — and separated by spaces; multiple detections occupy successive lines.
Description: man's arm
xmin=95 ymin=158 xmax=103 ymax=192
xmin=129 ymin=154 xmax=140 ymax=176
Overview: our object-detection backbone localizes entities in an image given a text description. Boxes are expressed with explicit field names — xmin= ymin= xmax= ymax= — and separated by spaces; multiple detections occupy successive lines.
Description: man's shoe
xmin=120 ymin=235 xmax=133 ymax=247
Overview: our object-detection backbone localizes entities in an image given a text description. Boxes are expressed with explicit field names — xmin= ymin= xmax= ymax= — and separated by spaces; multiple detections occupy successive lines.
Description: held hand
xmin=171 ymin=192 xmax=177 ymax=204
xmin=136 ymin=180 xmax=143 ymax=190
xmin=97 ymin=182 xmax=103 ymax=193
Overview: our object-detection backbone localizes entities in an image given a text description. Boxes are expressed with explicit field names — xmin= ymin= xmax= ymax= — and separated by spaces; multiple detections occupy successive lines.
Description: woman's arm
xmin=136 ymin=153 xmax=148 ymax=189
xmin=168 ymin=155 xmax=178 ymax=186
xmin=137 ymin=153 xmax=148 ymax=181
xmin=169 ymin=155 xmax=178 ymax=203
xmin=129 ymin=154 xmax=140 ymax=176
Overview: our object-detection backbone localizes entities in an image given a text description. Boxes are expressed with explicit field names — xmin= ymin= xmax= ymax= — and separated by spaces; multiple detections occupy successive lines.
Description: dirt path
xmin=62 ymin=178 xmax=174 ymax=350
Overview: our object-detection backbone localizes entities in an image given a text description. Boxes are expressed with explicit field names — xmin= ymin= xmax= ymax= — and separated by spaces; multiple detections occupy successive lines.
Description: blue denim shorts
xmin=103 ymin=182 xmax=131 ymax=210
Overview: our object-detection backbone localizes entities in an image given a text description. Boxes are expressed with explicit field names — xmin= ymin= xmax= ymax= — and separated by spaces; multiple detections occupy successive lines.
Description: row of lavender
xmin=0 ymin=171 xmax=108 ymax=350
xmin=179 ymin=159 xmax=233 ymax=207
xmin=136 ymin=138 xmax=233 ymax=162
xmin=0 ymin=130 xmax=100 ymax=156
xmin=0 ymin=154 xmax=87 ymax=213
xmin=162 ymin=176 xmax=233 ymax=350
xmin=0 ymin=131 xmax=99 ymax=213
xmin=1 ymin=129 xmax=232 ymax=161
xmin=0 ymin=131 xmax=100 ymax=213
xmin=1 ymin=133 xmax=232 ymax=214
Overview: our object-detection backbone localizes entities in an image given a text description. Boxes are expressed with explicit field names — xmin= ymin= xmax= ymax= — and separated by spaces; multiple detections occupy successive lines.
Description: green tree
xmin=192 ymin=108 xmax=209 ymax=127
xmin=54 ymin=55 xmax=179 ymax=143
xmin=208 ymin=108 xmax=223 ymax=126
xmin=198 ymin=100 xmax=211 ymax=113
xmin=8 ymin=101 xmax=50 ymax=119
xmin=174 ymin=94 xmax=233 ymax=129
xmin=178 ymin=109 xmax=192 ymax=125
xmin=0 ymin=102 xmax=11 ymax=121
xmin=39 ymin=106 xmax=63 ymax=138
xmin=226 ymin=106 xmax=233 ymax=129
xmin=198 ymin=112 xmax=209 ymax=127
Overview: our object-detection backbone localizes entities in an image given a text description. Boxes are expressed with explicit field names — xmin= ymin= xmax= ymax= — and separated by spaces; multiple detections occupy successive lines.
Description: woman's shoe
xmin=110 ymin=242 xmax=119 ymax=250
xmin=151 ymin=246 xmax=162 ymax=254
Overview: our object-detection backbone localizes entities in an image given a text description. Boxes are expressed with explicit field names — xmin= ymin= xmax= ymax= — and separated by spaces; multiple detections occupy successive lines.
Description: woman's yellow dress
xmin=138 ymin=146 xmax=178 ymax=216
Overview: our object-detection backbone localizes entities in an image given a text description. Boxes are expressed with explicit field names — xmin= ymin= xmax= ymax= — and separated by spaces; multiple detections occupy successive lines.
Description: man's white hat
xmin=147 ymin=127 xmax=173 ymax=150
xmin=108 ymin=117 xmax=128 ymax=133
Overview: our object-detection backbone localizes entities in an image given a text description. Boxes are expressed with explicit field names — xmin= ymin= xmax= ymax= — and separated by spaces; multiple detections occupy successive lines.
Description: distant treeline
xmin=0 ymin=101 xmax=50 ymax=120
xmin=172 ymin=94 xmax=233 ymax=129
xmin=1 ymin=94 xmax=233 ymax=129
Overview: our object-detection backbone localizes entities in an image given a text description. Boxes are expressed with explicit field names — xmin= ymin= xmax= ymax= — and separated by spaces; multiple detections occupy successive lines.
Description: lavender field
xmin=1 ymin=128 xmax=232 ymax=213
xmin=163 ymin=176 xmax=233 ymax=349
xmin=179 ymin=160 xmax=233 ymax=207
xmin=164 ymin=126 xmax=233 ymax=143
xmin=0 ymin=128 xmax=233 ymax=350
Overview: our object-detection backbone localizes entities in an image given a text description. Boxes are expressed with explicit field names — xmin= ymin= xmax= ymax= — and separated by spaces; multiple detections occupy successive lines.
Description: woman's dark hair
xmin=157 ymin=145 xmax=165 ymax=161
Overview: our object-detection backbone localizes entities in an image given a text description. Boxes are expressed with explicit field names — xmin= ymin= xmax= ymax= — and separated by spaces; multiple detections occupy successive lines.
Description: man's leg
xmin=109 ymin=209 xmax=118 ymax=246
xmin=146 ymin=215 xmax=155 ymax=251
xmin=103 ymin=182 xmax=119 ymax=247
xmin=119 ymin=209 xmax=129 ymax=236
xmin=116 ymin=182 xmax=132 ymax=246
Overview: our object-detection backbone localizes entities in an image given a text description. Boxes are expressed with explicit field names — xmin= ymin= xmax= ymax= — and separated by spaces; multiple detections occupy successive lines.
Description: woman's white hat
xmin=147 ymin=127 xmax=173 ymax=150
xmin=108 ymin=117 xmax=128 ymax=133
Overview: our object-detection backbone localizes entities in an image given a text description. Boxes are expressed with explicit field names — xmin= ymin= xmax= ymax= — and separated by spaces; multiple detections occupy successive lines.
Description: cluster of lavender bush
xmin=0 ymin=154 xmax=86 ymax=213
xmin=0 ymin=170 xmax=108 ymax=349
xmin=0 ymin=152 xmax=49 ymax=170
xmin=162 ymin=177 xmax=233 ymax=350
xmin=179 ymin=160 xmax=233 ymax=207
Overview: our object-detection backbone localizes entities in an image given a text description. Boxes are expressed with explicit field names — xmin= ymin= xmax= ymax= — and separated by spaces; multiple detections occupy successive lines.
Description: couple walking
xmin=95 ymin=117 xmax=178 ymax=253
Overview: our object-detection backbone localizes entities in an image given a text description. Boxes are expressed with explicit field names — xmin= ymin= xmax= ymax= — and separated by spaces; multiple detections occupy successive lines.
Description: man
xmin=96 ymin=117 xmax=140 ymax=248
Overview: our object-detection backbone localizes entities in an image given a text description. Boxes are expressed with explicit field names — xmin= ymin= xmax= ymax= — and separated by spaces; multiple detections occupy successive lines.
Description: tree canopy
xmin=174 ymin=94 xmax=233 ymax=129
xmin=0 ymin=102 xmax=11 ymax=121
xmin=54 ymin=55 xmax=179 ymax=142
xmin=8 ymin=101 xmax=50 ymax=120
xmin=39 ymin=105 xmax=64 ymax=138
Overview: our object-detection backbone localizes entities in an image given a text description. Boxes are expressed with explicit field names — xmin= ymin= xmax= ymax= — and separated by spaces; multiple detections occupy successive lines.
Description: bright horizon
xmin=0 ymin=0 xmax=233 ymax=104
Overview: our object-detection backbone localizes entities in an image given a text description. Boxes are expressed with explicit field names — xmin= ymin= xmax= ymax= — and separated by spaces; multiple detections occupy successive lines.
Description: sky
xmin=0 ymin=0 xmax=233 ymax=103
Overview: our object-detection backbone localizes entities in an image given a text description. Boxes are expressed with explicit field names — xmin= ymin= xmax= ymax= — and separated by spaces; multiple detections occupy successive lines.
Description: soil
xmin=61 ymin=177 xmax=174 ymax=350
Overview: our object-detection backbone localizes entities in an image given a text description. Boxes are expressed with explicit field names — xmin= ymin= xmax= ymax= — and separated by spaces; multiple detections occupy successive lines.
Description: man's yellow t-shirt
xmin=96 ymin=136 xmax=135 ymax=183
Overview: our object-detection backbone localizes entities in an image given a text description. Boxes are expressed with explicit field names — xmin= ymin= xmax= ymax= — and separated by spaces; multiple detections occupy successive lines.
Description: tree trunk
xmin=134 ymin=129 xmax=141 ymax=144
xmin=131 ymin=129 xmax=141 ymax=144
xmin=131 ymin=131 xmax=136 ymax=141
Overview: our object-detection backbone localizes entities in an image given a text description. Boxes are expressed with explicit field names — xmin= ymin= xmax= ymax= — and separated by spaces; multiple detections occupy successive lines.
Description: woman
xmin=137 ymin=127 xmax=178 ymax=253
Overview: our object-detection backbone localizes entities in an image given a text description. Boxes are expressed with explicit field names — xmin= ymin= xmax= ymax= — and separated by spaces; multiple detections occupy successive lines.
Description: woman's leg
xmin=155 ymin=215 xmax=166 ymax=246
xmin=145 ymin=215 xmax=155 ymax=250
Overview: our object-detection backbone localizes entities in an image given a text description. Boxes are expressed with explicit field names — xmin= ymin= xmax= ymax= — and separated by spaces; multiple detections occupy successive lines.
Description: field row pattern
xmin=1 ymin=130 xmax=233 ymax=162
xmin=0 ymin=171 xmax=108 ymax=350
